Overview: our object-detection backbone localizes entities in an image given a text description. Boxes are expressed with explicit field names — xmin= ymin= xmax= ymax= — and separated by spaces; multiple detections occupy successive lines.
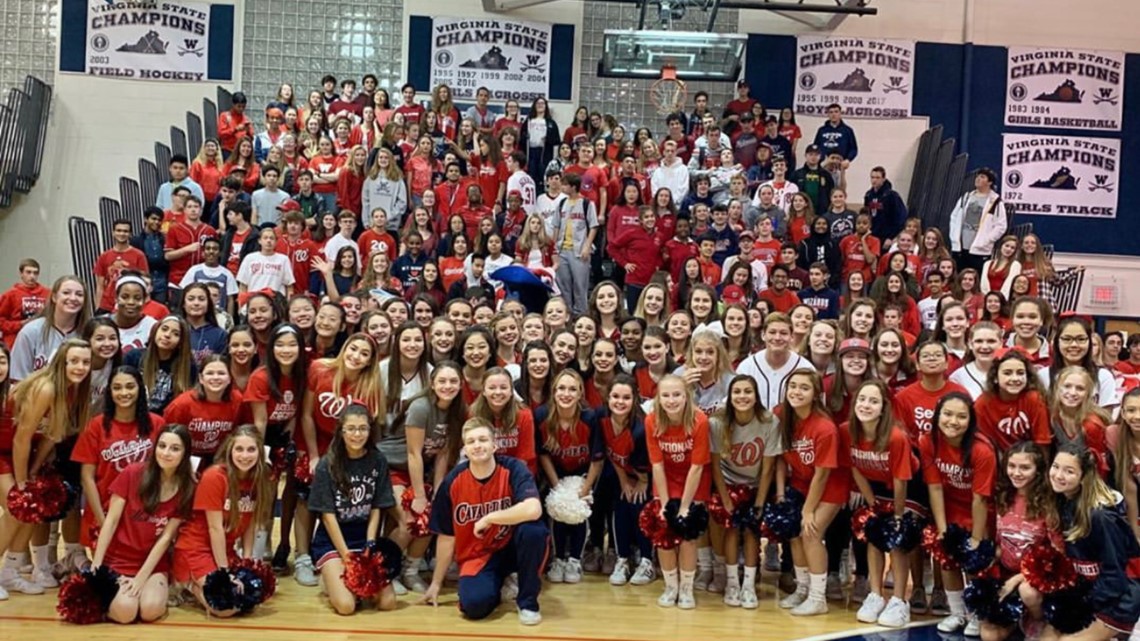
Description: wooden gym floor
xmin=0 ymin=569 xmax=941 ymax=641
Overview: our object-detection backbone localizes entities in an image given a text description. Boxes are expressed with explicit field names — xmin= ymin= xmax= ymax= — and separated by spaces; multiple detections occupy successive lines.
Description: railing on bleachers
xmin=0 ymin=76 xmax=52 ymax=209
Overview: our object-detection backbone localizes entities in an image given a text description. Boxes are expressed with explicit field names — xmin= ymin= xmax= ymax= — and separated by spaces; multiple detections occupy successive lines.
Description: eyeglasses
xmin=1058 ymin=335 xmax=1090 ymax=345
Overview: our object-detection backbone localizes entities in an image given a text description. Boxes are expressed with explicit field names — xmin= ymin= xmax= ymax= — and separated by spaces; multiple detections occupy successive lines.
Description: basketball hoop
xmin=649 ymin=64 xmax=687 ymax=116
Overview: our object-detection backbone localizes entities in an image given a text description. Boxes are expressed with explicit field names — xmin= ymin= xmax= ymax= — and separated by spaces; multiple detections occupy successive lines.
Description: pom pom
xmin=964 ymin=577 xmax=1024 ymax=626
xmin=638 ymin=498 xmax=681 ymax=550
xmin=851 ymin=504 xmax=886 ymax=543
xmin=1043 ymin=583 xmax=1095 ymax=634
xmin=1021 ymin=544 xmax=1079 ymax=595
xmin=342 ymin=538 xmax=403 ymax=599
xmin=400 ymin=485 xmax=433 ymax=537
xmin=921 ymin=524 xmax=960 ymax=571
xmin=7 ymin=473 xmax=77 ymax=524
xmin=708 ymin=492 xmax=732 ymax=529
xmin=886 ymin=512 xmax=926 ymax=552
xmin=941 ymin=524 xmax=996 ymax=574
xmin=269 ymin=442 xmax=296 ymax=480
xmin=203 ymin=568 xmax=240 ymax=612
xmin=56 ymin=566 xmax=120 ymax=624
xmin=543 ymin=476 xmax=592 ymax=525
xmin=233 ymin=558 xmax=277 ymax=601
xmin=293 ymin=450 xmax=313 ymax=499
xmin=734 ymin=503 xmax=765 ymax=534
xmin=664 ymin=499 xmax=709 ymax=540
xmin=762 ymin=488 xmax=804 ymax=541
xmin=231 ymin=566 xmax=266 ymax=613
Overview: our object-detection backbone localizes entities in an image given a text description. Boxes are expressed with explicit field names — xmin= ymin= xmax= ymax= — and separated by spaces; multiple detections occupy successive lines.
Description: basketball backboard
xmin=597 ymin=30 xmax=746 ymax=81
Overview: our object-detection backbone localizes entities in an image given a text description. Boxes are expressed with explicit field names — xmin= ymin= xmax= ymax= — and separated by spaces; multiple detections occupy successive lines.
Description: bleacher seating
xmin=0 ymin=76 xmax=52 ymax=209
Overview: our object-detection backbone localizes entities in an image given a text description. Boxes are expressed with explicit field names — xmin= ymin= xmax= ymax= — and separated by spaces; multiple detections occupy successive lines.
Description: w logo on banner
xmin=178 ymin=38 xmax=204 ymax=57
xmin=882 ymin=75 xmax=909 ymax=94
xmin=519 ymin=54 xmax=545 ymax=73
xmin=1093 ymin=87 xmax=1119 ymax=106
xmin=1088 ymin=174 xmax=1115 ymax=192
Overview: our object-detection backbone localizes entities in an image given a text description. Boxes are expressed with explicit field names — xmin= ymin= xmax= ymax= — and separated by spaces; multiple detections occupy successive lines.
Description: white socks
xmin=663 ymin=568 xmax=679 ymax=590
xmin=696 ymin=546 xmax=712 ymax=573
xmin=794 ymin=566 xmax=810 ymax=592
xmin=679 ymin=570 xmax=696 ymax=592
xmin=30 ymin=545 xmax=50 ymax=571
xmin=947 ymin=589 xmax=966 ymax=616
xmin=742 ymin=565 xmax=758 ymax=589
xmin=808 ymin=573 xmax=827 ymax=601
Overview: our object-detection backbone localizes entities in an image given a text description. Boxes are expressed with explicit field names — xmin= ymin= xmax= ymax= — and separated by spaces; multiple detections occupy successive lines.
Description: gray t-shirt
xmin=308 ymin=449 xmax=395 ymax=523
xmin=403 ymin=395 xmax=453 ymax=464
xmin=961 ymin=193 xmax=987 ymax=250
xmin=708 ymin=414 xmax=784 ymax=486
xmin=251 ymin=188 xmax=290 ymax=226
xmin=553 ymin=196 xmax=599 ymax=254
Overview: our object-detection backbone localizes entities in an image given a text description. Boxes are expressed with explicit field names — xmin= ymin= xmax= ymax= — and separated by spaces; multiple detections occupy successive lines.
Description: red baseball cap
xmin=278 ymin=199 xmax=301 ymax=212
xmin=722 ymin=285 xmax=747 ymax=306
xmin=838 ymin=338 xmax=872 ymax=356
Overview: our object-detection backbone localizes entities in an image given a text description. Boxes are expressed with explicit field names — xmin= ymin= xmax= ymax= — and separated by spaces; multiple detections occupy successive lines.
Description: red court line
xmin=0 ymin=614 xmax=654 ymax=641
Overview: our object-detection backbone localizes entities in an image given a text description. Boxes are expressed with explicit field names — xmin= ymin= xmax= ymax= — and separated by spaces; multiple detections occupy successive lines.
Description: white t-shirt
xmin=324 ymin=234 xmax=361 ymax=267
xmin=180 ymin=263 xmax=239 ymax=297
xmin=117 ymin=316 xmax=158 ymax=354
xmin=236 ymin=252 xmax=295 ymax=294
xmin=735 ymin=349 xmax=816 ymax=411
xmin=506 ymin=170 xmax=537 ymax=215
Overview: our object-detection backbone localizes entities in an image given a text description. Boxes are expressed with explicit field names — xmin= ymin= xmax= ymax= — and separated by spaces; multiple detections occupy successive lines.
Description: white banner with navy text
xmin=82 ymin=0 xmax=210 ymax=82
xmin=794 ymin=36 xmax=915 ymax=119
xmin=1001 ymin=134 xmax=1119 ymax=219
xmin=429 ymin=17 xmax=551 ymax=102
xmin=1005 ymin=46 xmax=1125 ymax=132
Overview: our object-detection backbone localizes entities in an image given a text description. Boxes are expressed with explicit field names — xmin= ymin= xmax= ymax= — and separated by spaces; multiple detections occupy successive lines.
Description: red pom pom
xmin=851 ymin=505 xmax=876 ymax=543
xmin=342 ymin=546 xmax=394 ymax=599
xmin=728 ymin=485 xmax=758 ymax=508
xmin=56 ymin=574 xmax=106 ymax=624
xmin=921 ymin=524 xmax=960 ymax=571
xmin=233 ymin=558 xmax=277 ymax=600
xmin=293 ymin=451 xmax=313 ymax=486
xmin=1021 ymin=544 xmax=1078 ymax=595
xmin=7 ymin=474 xmax=72 ymax=523
xmin=708 ymin=493 xmax=732 ymax=529
xmin=400 ymin=485 xmax=433 ymax=538
xmin=638 ymin=498 xmax=682 ymax=550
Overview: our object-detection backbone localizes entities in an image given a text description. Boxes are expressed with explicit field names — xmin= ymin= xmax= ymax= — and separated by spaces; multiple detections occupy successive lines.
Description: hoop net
xmin=649 ymin=65 xmax=687 ymax=116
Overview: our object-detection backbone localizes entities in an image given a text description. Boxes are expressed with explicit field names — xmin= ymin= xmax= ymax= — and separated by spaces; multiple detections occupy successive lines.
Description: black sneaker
xmin=272 ymin=543 xmax=291 ymax=575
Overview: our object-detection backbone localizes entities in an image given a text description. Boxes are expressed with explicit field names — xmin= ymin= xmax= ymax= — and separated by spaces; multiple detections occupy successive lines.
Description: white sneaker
xmin=501 ymin=573 xmax=519 ymax=601
xmin=965 ymin=615 xmax=981 ymax=637
xmin=791 ymin=596 xmax=829 ymax=616
xmin=547 ymin=558 xmax=566 ymax=583
xmin=877 ymin=596 xmax=911 ymax=628
xmin=391 ymin=577 xmax=408 ymax=596
xmin=677 ymin=585 xmax=696 ymax=610
xmin=741 ymin=587 xmax=759 ymax=609
xmin=401 ymin=567 xmax=428 ymax=593
xmin=938 ymin=613 xmax=969 ymax=633
xmin=293 ymin=555 xmax=318 ymax=587
xmin=723 ymin=583 xmax=741 ymax=607
xmin=764 ymin=542 xmax=780 ymax=572
xmin=31 ymin=567 xmax=57 ymax=589
xmin=563 ymin=558 xmax=582 ymax=584
xmin=779 ymin=586 xmax=808 ymax=609
xmin=856 ymin=592 xmax=887 ymax=623
xmin=630 ymin=558 xmax=656 ymax=586
xmin=602 ymin=548 xmax=617 ymax=575
xmin=694 ymin=567 xmax=713 ymax=591
xmin=2 ymin=572 xmax=44 ymax=595
xmin=0 ymin=583 xmax=8 ymax=600
xmin=609 ymin=558 xmax=631 ymax=586
xmin=657 ymin=584 xmax=678 ymax=607
xmin=518 ymin=608 xmax=542 ymax=625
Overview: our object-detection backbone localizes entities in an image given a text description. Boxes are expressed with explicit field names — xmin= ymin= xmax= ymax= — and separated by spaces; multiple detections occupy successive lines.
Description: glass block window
xmin=241 ymin=0 xmax=403 ymax=109
xmin=0 ymin=0 xmax=59 ymax=91
xmin=579 ymin=1 xmax=739 ymax=132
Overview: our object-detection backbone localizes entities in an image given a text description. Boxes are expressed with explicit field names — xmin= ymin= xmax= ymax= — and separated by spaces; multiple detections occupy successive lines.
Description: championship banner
xmin=1001 ymin=133 xmax=1119 ymax=219
xmin=429 ymin=17 xmax=552 ymax=102
xmin=1005 ymin=46 xmax=1124 ymax=132
xmin=82 ymin=0 xmax=210 ymax=82
xmin=794 ymin=36 xmax=915 ymax=119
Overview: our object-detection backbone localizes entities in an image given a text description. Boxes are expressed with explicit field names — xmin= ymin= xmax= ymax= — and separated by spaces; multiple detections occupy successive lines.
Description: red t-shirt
xmin=226 ymin=228 xmax=252 ymax=274
xmin=538 ymin=417 xmax=599 ymax=475
xmin=919 ymin=432 xmax=996 ymax=526
xmin=275 ymin=235 xmax=318 ymax=294
xmin=781 ymin=411 xmax=848 ymax=504
xmin=841 ymin=422 xmax=914 ymax=486
xmin=307 ymin=361 xmax=378 ymax=455
xmin=163 ymin=390 xmax=245 ymax=457
xmin=563 ymin=164 xmax=608 ymax=211
xmin=645 ymin=411 xmax=712 ymax=502
xmin=974 ymin=390 xmax=1051 ymax=451
xmin=395 ymin=103 xmax=425 ymax=125
xmin=839 ymin=234 xmax=881 ymax=283
xmin=244 ymin=367 xmax=299 ymax=425
xmin=490 ymin=408 xmax=537 ymax=477
xmin=751 ymin=239 xmax=782 ymax=272
xmin=165 ymin=221 xmax=218 ymax=286
xmin=94 ymin=247 xmax=149 ymax=311
xmin=71 ymin=414 xmax=163 ymax=544
xmin=456 ymin=205 xmax=494 ymax=240
xmin=439 ymin=256 xmax=466 ymax=291
xmin=892 ymin=380 xmax=969 ymax=445
xmin=309 ymin=154 xmax=343 ymax=193
xmin=104 ymin=462 xmax=184 ymax=576
xmin=663 ymin=237 xmax=699 ymax=281
xmin=357 ymin=229 xmax=398 ymax=267
xmin=471 ymin=156 xmax=507 ymax=208
xmin=758 ymin=288 xmax=801 ymax=313
xmin=634 ymin=366 xmax=663 ymax=402
xmin=174 ymin=465 xmax=255 ymax=560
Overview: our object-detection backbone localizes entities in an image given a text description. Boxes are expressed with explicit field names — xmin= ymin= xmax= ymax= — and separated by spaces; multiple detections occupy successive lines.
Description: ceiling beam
xmin=482 ymin=0 xmax=876 ymax=14
xmin=481 ymin=0 xmax=561 ymax=12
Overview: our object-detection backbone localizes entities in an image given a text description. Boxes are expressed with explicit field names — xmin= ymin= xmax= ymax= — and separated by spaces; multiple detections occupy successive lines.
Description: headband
xmin=115 ymin=275 xmax=148 ymax=292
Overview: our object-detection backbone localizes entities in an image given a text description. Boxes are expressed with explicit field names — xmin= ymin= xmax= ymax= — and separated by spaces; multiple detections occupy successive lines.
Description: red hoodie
xmin=610 ymin=227 xmax=663 ymax=288
xmin=0 ymin=282 xmax=49 ymax=348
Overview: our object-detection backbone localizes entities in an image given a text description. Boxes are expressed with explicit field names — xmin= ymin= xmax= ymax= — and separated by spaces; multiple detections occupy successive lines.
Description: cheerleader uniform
xmin=99 ymin=462 xmax=186 ymax=578
xmin=243 ymin=366 xmax=300 ymax=449
xmin=535 ymin=408 xmax=603 ymax=565
xmin=71 ymin=413 xmax=165 ymax=546
xmin=172 ymin=465 xmax=256 ymax=582
xmin=645 ymin=410 xmax=713 ymax=503
xmin=599 ymin=411 xmax=652 ymax=567
xmin=307 ymin=449 xmax=396 ymax=569
xmin=1056 ymin=498 xmax=1140 ymax=635
xmin=489 ymin=407 xmax=537 ymax=477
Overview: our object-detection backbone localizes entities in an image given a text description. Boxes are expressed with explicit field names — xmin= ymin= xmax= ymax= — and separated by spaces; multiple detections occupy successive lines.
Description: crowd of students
xmin=0 ymin=73 xmax=1137 ymax=638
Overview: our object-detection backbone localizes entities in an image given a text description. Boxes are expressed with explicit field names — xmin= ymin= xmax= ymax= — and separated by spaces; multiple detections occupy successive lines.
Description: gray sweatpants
xmin=556 ymin=253 xmax=591 ymax=315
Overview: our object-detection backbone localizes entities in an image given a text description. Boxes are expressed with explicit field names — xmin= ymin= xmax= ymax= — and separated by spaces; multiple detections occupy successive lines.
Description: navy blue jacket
xmin=1060 ymin=499 xmax=1140 ymax=632
xmin=813 ymin=121 xmax=859 ymax=161
xmin=864 ymin=179 xmax=908 ymax=242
